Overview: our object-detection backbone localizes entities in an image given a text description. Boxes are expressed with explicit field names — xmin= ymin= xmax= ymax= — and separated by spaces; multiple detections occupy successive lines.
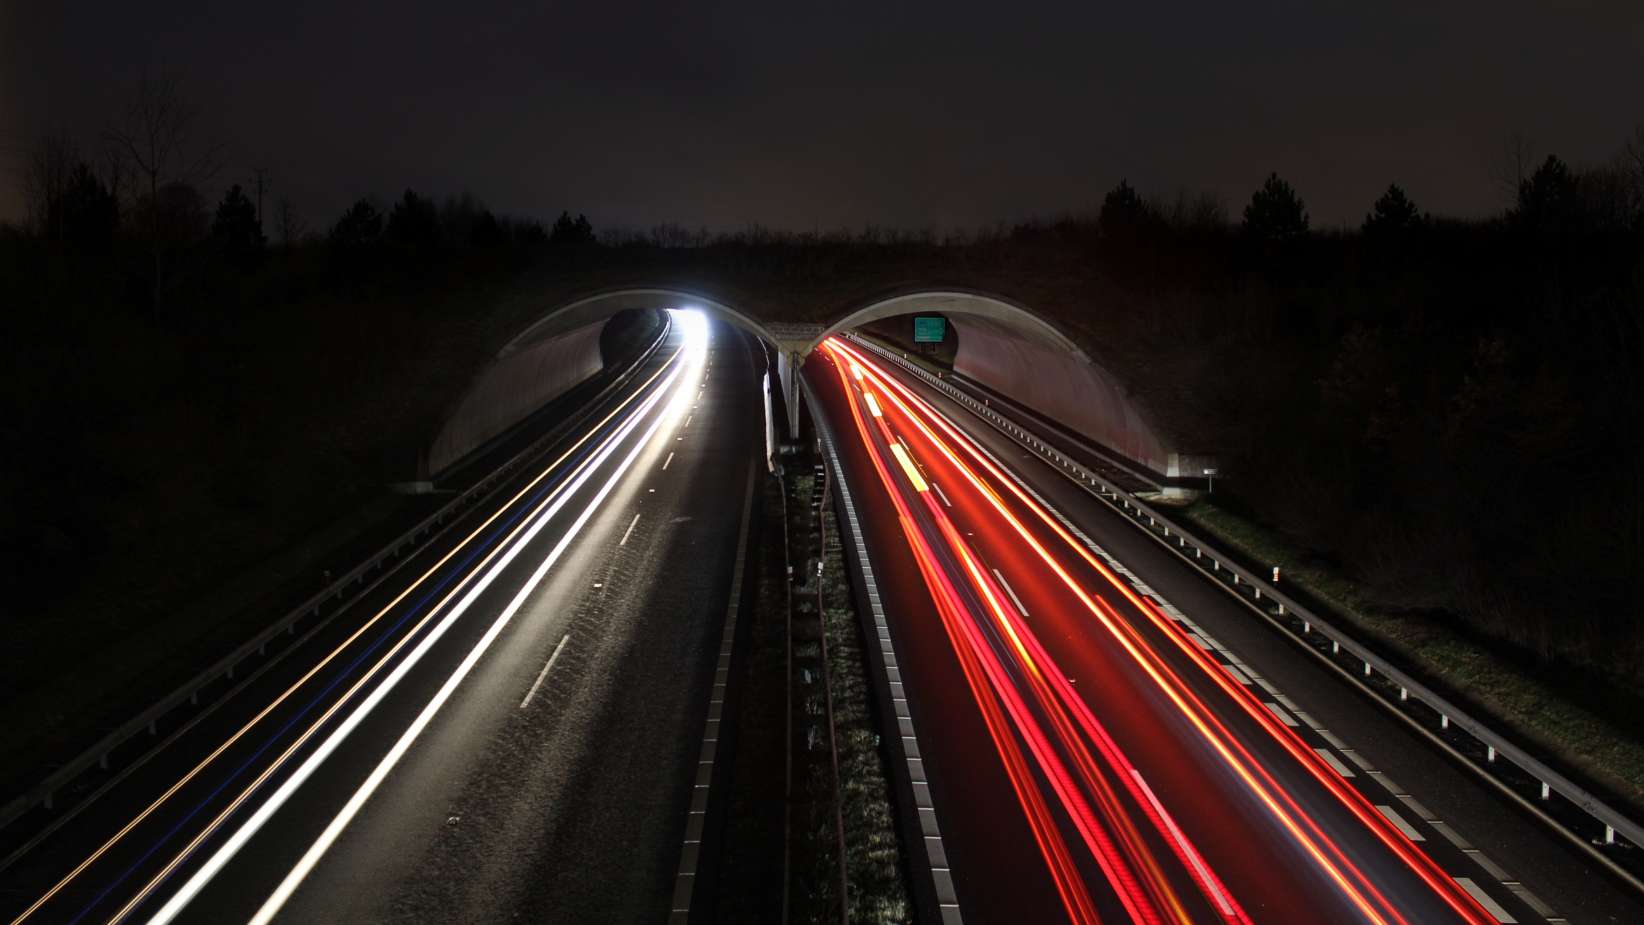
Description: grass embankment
xmin=1180 ymin=499 xmax=1644 ymax=807
xmin=0 ymin=262 xmax=650 ymax=794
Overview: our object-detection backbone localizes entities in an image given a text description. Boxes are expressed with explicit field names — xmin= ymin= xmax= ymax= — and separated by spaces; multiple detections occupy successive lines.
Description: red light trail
xmin=818 ymin=337 xmax=1498 ymax=925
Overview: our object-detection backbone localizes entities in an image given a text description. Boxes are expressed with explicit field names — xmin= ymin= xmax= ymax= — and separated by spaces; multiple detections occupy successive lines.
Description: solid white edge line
xmin=520 ymin=635 xmax=572 ymax=709
xmin=619 ymin=513 xmax=641 ymax=547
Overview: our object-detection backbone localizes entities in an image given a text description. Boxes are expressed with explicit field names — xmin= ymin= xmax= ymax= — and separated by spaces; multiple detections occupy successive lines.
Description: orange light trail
xmin=823 ymin=337 xmax=1498 ymax=925
xmin=10 ymin=350 xmax=687 ymax=925
xmin=832 ymin=348 xmax=1246 ymax=924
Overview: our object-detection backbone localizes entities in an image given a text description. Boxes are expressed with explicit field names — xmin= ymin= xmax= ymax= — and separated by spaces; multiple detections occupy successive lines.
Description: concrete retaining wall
xmin=427 ymin=319 xmax=605 ymax=476
xmin=952 ymin=315 xmax=1175 ymax=476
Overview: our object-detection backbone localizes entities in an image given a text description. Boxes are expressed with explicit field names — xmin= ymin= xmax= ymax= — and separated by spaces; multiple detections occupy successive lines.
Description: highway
xmin=808 ymin=336 xmax=1644 ymax=925
xmin=1 ymin=311 xmax=763 ymax=924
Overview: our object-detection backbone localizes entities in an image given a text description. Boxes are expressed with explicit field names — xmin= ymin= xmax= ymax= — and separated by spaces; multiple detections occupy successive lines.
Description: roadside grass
xmin=1180 ymin=500 xmax=1644 ymax=807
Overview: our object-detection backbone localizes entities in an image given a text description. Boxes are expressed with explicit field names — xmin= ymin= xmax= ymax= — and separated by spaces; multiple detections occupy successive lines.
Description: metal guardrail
xmin=0 ymin=318 xmax=671 ymax=834
xmin=804 ymin=374 xmax=964 ymax=925
xmin=846 ymin=332 xmax=1644 ymax=888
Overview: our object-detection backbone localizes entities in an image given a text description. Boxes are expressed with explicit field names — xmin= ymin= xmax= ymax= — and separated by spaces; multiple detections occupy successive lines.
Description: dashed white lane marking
xmin=884 ymin=359 xmax=1561 ymax=924
xmin=1504 ymin=882 xmax=1557 ymax=919
xmin=520 ymin=635 xmax=571 ymax=709
xmin=930 ymin=480 xmax=953 ymax=508
xmin=1455 ymin=876 xmax=1518 ymax=923
xmin=684 ymin=414 xmax=693 ymax=428
xmin=619 ymin=514 xmax=641 ymax=547
xmin=663 ymin=451 xmax=675 ymax=470
xmin=992 ymin=568 xmax=1029 ymax=616
xmin=1314 ymin=748 xmax=1356 ymax=778
xmin=1375 ymin=803 xmax=1424 ymax=841
xmin=1466 ymin=848 xmax=1510 ymax=880
xmin=1264 ymin=702 xmax=1300 ymax=727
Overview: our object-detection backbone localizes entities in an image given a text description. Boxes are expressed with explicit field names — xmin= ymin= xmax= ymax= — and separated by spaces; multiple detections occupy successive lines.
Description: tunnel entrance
xmin=428 ymin=285 xmax=1194 ymax=487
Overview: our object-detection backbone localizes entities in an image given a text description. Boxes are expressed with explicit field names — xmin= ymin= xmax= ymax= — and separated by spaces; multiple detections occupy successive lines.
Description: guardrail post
xmin=1487 ymin=745 xmax=1496 ymax=762
xmin=1331 ymin=640 xmax=1340 ymax=654
xmin=1606 ymin=825 xmax=1616 ymax=845
xmin=1441 ymin=714 xmax=1450 ymax=730
xmin=1303 ymin=621 xmax=1311 ymax=633
xmin=1399 ymin=686 xmax=1408 ymax=701
xmin=1540 ymin=781 xmax=1551 ymax=800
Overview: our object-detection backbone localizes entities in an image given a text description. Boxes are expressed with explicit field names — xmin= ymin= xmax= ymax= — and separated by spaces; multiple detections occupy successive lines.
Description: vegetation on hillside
xmin=5 ymin=76 xmax=1642 ymax=748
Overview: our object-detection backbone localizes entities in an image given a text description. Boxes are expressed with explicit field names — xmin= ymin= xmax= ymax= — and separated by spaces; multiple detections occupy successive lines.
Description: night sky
xmin=4 ymin=1 xmax=1641 ymax=232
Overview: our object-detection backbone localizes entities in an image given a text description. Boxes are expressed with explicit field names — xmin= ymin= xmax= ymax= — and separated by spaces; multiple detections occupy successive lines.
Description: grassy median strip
xmin=1180 ymin=499 xmax=1644 ymax=807
xmin=785 ymin=469 xmax=912 ymax=924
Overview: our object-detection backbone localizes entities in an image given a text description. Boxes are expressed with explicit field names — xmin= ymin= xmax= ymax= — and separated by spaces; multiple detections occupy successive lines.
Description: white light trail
xmin=144 ymin=311 xmax=709 ymax=925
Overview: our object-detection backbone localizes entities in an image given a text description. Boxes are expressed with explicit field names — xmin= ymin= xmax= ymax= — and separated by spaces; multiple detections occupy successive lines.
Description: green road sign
xmin=913 ymin=316 xmax=946 ymax=343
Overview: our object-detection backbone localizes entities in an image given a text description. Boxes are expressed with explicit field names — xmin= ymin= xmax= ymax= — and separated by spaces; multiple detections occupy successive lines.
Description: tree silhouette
xmin=469 ymin=209 xmax=504 ymax=248
xmin=1362 ymin=184 xmax=1425 ymax=236
xmin=212 ymin=183 xmax=266 ymax=268
xmin=550 ymin=211 xmax=596 ymax=246
xmin=106 ymin=74 xmax=223 ymax=314
xmin=22 ymin=131 xmax=79 ymax=240
xmin=386 ymin=189 xmax=441 ymax=249
xmin=329 ymin=198 xmax=383 ymax=249
xmin=1242 ymin=173 xmax=1309 ymax=242
xmin=1098 ymin=180 xmax=1161 ymax=240
xmin=58 ymin=162 xmax=120 ymax=256
xmin=1510 ymin=155 xmax=1578 ymax=232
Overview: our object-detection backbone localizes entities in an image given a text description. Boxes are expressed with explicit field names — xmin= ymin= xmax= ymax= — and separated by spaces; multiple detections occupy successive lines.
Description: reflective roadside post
xmin=1204 ymin=466 xmax=1217 ymax=494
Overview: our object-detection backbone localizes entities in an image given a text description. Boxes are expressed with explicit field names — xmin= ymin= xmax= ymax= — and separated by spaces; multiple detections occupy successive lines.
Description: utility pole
xmin=252 ymin=167 xmax=271 ymax=227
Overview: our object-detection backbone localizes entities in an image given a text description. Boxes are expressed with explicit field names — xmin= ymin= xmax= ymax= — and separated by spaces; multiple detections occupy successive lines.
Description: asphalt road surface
xmin=2 ymin=312 xmax=764 ymax=924
xmin=807 ymin=336 xmax=1644 ymax=925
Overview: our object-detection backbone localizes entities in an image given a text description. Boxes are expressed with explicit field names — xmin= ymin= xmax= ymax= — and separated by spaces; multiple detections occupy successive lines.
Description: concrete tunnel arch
xmin=427 ymin=284 xmax=1187 ymax=485
xmin=424 ymin=286 xmax=786 ymax=479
